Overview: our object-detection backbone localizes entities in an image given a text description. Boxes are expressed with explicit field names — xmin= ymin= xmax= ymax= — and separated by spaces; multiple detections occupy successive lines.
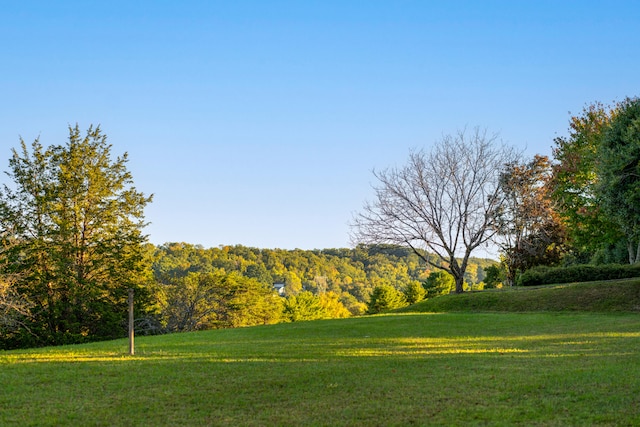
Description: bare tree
xmin=352 ymin=128 xmax=515 ymax=293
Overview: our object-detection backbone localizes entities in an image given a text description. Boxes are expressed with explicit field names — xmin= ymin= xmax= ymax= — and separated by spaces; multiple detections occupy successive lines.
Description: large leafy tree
xmin=161 ymin=271 xmax=283 ymax=331
xmin=352 ymin=128 xmax=515 ymax=293
xmin=0 ymin=125 xmax=153 ymax=347
xmin=551 ymin=102 xmax=623 ymax=262
xmin=597 ymin=97 xmax=640 ymax=264
xmin=496 ymin=155 xmax=565 ymax=285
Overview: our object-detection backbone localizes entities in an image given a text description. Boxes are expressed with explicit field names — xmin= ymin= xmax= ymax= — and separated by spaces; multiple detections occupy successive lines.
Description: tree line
xmin=1 ymin=96 xmax=638 ymax=348
xmin=145 ymin=242 xmax=494 ymax=334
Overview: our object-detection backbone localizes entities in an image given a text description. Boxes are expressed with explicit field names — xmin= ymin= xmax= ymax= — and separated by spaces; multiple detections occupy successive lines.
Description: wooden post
xmin=128 ymin=288 xmax=134 ymax=355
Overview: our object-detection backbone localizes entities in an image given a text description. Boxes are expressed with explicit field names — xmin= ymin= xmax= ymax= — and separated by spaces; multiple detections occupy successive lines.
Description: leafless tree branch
xmin=352 ymin=127 xmax=516 ymax=293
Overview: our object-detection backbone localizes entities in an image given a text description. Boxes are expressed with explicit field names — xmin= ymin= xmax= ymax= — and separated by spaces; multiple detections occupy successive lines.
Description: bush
xmin=403 ymin=281 xmax=427 ymax=304
xmin=423 ymin=271 xmax=455 ymax=297
xmin=483 ymin=265 xmax=504 ymax=288
xmin=367 ymin=285 xmax=407 ymax=314
xmin=517 ymin=263 xmax=640 ymax=286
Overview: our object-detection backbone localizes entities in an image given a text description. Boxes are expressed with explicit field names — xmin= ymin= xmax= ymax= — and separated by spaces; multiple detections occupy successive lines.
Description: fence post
xmin=128 ymin=288 xmax=134 ymax=355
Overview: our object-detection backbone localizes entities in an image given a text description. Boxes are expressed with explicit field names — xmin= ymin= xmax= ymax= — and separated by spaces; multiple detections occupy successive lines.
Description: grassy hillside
xmin=399 ymin=278 xmax=640 ymax=313
xmin=2 ymin=308 xmax=640 ymax=425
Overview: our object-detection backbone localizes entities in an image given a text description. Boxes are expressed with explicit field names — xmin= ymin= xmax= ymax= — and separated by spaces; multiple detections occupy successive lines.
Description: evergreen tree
xmin=0 ymin=125 xmax=152 ymax=347
xmin=366 ymin=285 xmax=407 ymax=314
xmin=423 ymin=271 xmax=455 ymax=298
xmin=402 ymin=280 xmax=426 ymax=304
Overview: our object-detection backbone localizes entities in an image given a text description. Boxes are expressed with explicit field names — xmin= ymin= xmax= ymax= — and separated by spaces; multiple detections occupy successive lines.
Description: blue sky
xmin=1 ymin=1 xmax=638 ymax=251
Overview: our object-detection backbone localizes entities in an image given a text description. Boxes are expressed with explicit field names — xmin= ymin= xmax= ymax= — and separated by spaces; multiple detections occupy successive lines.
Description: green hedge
xmin=517 ymin=263 xmax=640 ymax=286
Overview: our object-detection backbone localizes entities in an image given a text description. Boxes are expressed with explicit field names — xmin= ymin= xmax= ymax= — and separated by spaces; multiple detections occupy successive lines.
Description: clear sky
xmin=1 ymin=1 xmax=638 ymax=251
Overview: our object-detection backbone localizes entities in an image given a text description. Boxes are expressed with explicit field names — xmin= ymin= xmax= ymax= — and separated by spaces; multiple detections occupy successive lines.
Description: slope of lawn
xmin=2 ymin=307 xmax=640 ymax=425
xmin=399 ymin=278 xmax=640 ymax=314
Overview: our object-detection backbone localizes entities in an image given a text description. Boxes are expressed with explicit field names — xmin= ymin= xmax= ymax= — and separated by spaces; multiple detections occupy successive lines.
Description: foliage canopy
xmin=0 ymin=125 xmax=152 ymax=348
xmin=597 ymin=97 xmax=640 ymax=263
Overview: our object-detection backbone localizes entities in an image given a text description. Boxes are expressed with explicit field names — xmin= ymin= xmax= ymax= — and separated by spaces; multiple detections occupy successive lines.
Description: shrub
xmin=403 ymin=281 xmax=427 ymax=304
xmin=517 ymin=264 xmax=640 ymax=286
xmin=483 ymin=265 xmax=504 ymax=288
xmin=367 ymin=285 xmax=407 ymax=314
xmin=423 ymin=271 xmax=455 ymax=297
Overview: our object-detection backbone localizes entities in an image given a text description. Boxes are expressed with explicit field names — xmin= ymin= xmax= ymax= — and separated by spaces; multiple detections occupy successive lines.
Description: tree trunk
xmin=627 ymin=240 xmax=640 ymax=264
xmin=631 ymin=240 xmax=640 ymax=264
xmin=454 ymin=275 xmax=465 ymax=294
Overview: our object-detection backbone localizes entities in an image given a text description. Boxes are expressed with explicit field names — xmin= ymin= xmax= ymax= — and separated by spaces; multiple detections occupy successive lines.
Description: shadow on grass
xmin=4 ymin=328 xmax=639 ymax=364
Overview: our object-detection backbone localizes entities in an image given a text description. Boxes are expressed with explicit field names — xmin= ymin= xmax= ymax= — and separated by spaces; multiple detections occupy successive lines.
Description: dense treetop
xmin=151 ymin=242 xmax=495 ymax=301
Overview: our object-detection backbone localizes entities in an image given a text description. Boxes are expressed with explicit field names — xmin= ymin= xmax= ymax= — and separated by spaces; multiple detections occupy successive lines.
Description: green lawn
xmin=400 ymin=278 xmax=640 ymax=314
xmin=1 ymin=311 xmax=640 ymax=426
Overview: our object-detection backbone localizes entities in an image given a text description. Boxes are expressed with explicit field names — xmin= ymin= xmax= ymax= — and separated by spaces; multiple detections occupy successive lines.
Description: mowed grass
xmin=400 ymin=278 xmax=640 ymax=314
xmin=1 ymin=310 xmax=640 ymax=426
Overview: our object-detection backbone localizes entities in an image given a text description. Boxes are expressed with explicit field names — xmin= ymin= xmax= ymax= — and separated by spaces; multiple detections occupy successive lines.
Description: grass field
xmin=400 ymin=278 xmax=640 ymax=314
xmin=1 ymin=282 xmax=640 ymax=426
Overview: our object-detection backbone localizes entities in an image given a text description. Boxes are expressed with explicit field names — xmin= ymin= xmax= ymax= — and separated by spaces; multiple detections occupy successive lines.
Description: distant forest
xmin=151 ymin=242 xmax=497 ymax=315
